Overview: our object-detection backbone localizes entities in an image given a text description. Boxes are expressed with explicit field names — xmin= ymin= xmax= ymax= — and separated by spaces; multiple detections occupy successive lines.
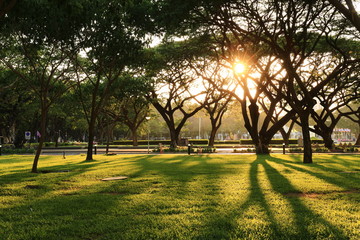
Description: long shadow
xmin=261 ymin=156 xmax=348 ymax=239
xmin=268 ymin=155 xmax=360 ymax=191
xmin=196 ymin=155 xmax=351 ymax=239
xmin=200 ymin=155 xmax=284 ymax=239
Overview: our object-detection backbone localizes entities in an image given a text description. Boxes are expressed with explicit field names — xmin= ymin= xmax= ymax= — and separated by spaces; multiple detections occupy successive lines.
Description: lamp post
xmin=146 ymin=116 xmax=151 ymax=153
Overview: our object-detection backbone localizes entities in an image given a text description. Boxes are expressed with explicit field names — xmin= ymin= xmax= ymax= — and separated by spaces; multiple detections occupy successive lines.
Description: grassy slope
xmin=0 ymin=154 xmax=359 ymax=240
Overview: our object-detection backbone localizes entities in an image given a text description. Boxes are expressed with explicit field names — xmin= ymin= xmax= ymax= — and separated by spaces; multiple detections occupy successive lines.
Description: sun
xmin=234 ymin=62 xmax=245 ymax=74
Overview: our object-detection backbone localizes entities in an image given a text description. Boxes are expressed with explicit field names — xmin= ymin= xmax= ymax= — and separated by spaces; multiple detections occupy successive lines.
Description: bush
xmin=214 ymin=140 xmax=240 ymax=145
xmin=240 ymin=139 xmax=299 ymax=145
xmin=233 ymin=148 xmax=256 ymax=153
xmin=152 ymin=146 xmax=216 ymax=153
xmin=344 ymin=147 xmax=359 ymax=152
xmin=313 ymin=147 xmax=329 ymax=153
xmin=2 ymin=148 xmax=35 ymax=154
xmin=289 ymin=148 xmax=303 ymax=153
xmin=195 ymin=147 xmax=216 ymax=153
xmin=189 ymin=139 xmax=209 ymax=145
xmin=113 ymin=140 xmax=171 ymax=145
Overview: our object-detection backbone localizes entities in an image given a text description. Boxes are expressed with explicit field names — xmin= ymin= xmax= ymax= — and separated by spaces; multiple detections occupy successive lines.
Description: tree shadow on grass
xmin=260 ymin=156 xmax=348 ymax=239
xmin=269 ymin=155 xmax=360 ymax=191
xmin=196 ymin=155 xmax=349 ymax=239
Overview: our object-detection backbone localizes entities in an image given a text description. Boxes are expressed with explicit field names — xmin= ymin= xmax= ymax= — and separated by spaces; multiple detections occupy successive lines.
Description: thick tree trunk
xmin=355 ymin=133 xmax=360 ymax=146
xmin=255 ymin=135 xmax=270 ymax=154
xmin=255 ymin=144 xmax=270 ymax=154
xmin=131 ymin=128 xmax=138 ymax=146
xmin=169 ymin=128 xmax=180 ymax=148
xmin=32 ymin=109 xmax=47 ymax=173
xmin=322 ymin=131 xmax=334 ymax=150
xmin=300 ymin=113 xmax=313 ymax=164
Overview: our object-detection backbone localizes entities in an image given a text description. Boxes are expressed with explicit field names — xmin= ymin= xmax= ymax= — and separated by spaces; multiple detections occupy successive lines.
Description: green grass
xmin=0 ymin=154 xmax=359 ymax=240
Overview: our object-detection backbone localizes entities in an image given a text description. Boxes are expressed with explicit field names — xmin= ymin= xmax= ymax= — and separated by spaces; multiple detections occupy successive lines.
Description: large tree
xmin=146 ymin=41 xmax=210 ymax=148
xmin=0 ymin=0 xmax=85 ymax=172
xmin=71 ymin=0 xmax=152 ymax=161
xmin=104 ymin=75 xmax=151 ymax=146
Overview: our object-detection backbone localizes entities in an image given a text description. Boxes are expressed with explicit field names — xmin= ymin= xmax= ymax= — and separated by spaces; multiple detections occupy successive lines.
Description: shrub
xmin=344 ymin=147 xmax=359 ymax=152
xmin=113 ymin=140 xmax=171 ymax=145
xmin=195 ymin=147 xmax=216 ymax=153
xmin=189 ymin=139 xmax=209 ymax=145
xmin=152 ymin=146 xmax=216 ymax=153
xmin=233 ymin=148 xmax=256 ymax=153
xmin=240 ymin=139 xmax=299 ymax=145
xmin=289 ymin=148 xmax=303 ymax=153
xmin=313 ymin=147 xmax=329 ymax=153
xmin=2 ymin=148 xmax=35 ymax=154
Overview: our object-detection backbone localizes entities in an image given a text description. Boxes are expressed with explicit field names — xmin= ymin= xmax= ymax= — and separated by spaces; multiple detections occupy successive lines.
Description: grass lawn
xmin=0 ymin=154 xmax=359 ymax=240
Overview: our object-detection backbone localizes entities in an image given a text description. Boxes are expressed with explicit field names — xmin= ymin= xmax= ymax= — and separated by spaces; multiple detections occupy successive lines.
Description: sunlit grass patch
xmin=0 ymin=153 xmax=359 ymax=239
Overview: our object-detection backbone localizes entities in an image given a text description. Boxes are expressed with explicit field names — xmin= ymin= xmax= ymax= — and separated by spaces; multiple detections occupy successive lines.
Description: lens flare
xmin=234 ymin=63 xmax=245 ymax=74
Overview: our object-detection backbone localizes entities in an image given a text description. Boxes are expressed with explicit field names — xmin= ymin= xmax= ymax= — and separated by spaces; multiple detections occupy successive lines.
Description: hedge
xmin=113 ymin=139 xmax=209 ymax=146
xmin=240 ymin=139 xmax=324 ymax=145
xmin=113 ymin=140 xmax=171 ymax=145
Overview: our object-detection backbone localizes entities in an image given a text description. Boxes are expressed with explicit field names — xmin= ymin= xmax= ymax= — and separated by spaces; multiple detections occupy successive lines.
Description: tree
xmin=309 ymin=63 xmax=360 ymax=149
xmin=0 ymin=0 xmax=94 ymax=172
xmin=0 ymin=67 xmax=35 ymax=145
xmin=146 ymin=41 xmax=210 ymax=148
xmin=104 ymin=75 xmax=151 ymax=146
xmin=203 ymin=89 xmax=233 ymax=147
xmin=71 ymin=0 xmax=151 ymax=161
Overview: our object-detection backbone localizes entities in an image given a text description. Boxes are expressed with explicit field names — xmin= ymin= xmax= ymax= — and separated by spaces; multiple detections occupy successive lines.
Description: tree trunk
xmin=131 ymin=128 xmax=138 ymax=146
xmin=106 ymin=126 xmax=110 ymax=155
xmin=255 ymin=144 xmax=270 ymax=154
xmin=208 ymin=121 xmax=220 ymax=147
xmin=32 ymin=109 xmax=47 ymax=173
xmin=322 ymin=131 xmax=334 ymax=150
xmin=86 ymin=118 xmax=96 ymax=161
xmin=355 ymin=133 xmax=360 ymax=146
xmin=208 ymin=128 xmax=217 ymax=147
xmin=55 ymin=130 xmax=59 ymax=148
xmin=255 ymin=135 xmax=270 ymax=154
xmin=169 ymin=129 xmax=179 ymax=148
xmin=300 ymin=113 xmax=313 ymax=164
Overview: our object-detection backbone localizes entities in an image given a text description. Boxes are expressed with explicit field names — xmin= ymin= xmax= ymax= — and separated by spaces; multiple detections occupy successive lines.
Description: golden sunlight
xmin=234 ymin=62 xmax=246 ymax=74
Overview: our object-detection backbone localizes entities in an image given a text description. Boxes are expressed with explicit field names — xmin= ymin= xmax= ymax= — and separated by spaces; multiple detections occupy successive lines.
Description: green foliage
xmin=233 ymin=148 xmax=256 ymax=153
xmin=189 ymin=139 xmax=209 ymax=145
xmin=289 ymin=148 xmax=303 ymax=153
xmin=1 ymin=147 xmax=35 ymax=154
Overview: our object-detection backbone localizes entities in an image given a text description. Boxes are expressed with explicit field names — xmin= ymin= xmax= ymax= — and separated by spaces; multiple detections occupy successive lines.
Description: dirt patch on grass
xmin=284 ymin=189 xmax=360 ymax=198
